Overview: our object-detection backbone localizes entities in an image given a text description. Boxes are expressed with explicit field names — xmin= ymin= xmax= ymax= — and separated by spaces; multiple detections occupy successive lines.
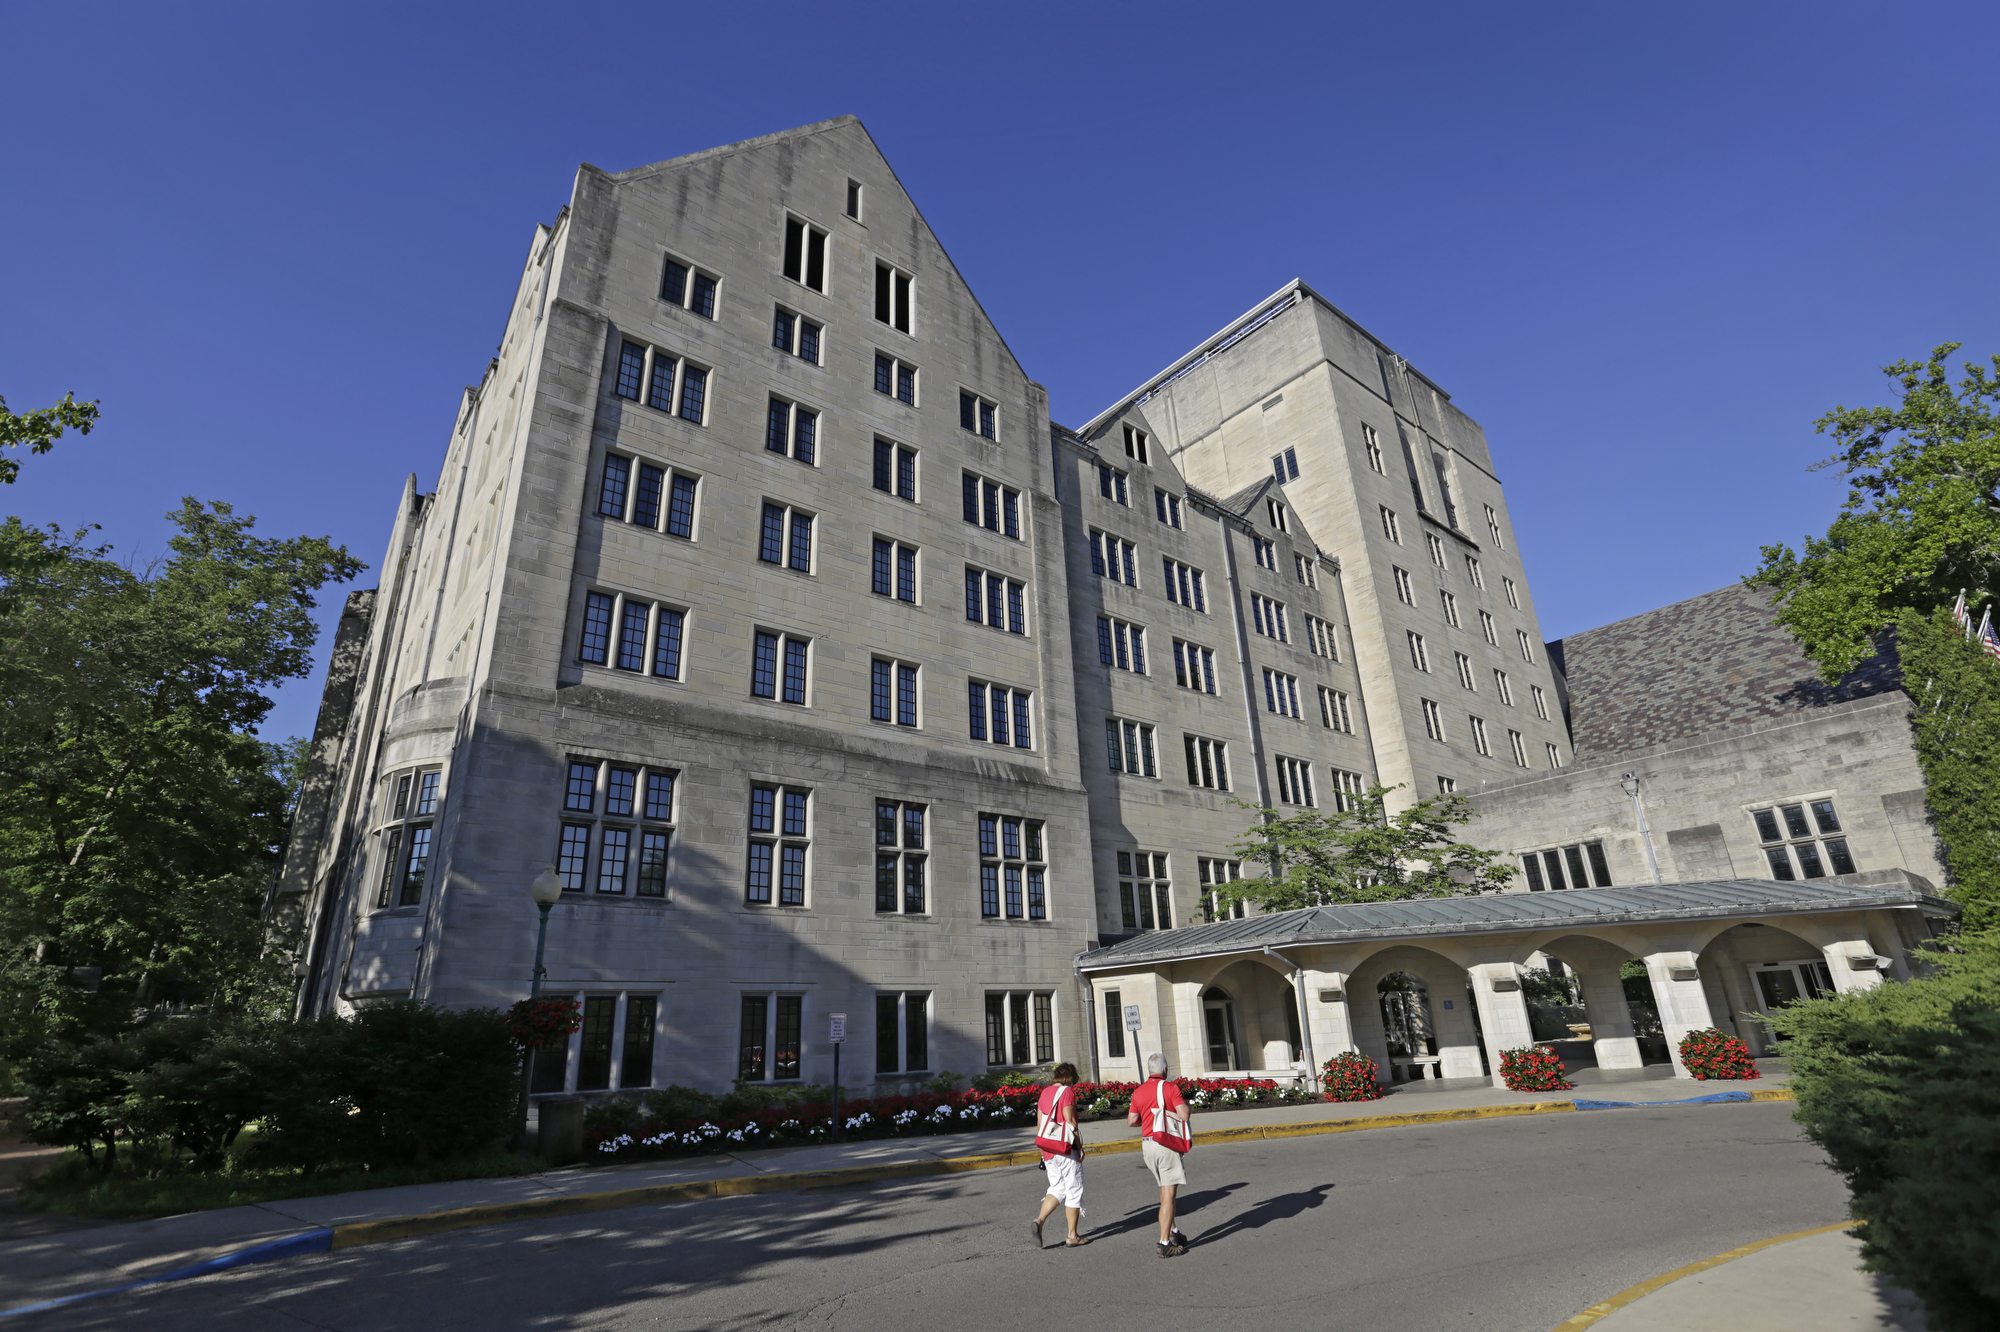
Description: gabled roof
xmin=1077 ymin=878 xmax=1952 ymax=971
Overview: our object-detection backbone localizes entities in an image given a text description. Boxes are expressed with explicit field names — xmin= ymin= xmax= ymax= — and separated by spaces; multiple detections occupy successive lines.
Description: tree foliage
xmin=1898 ymin=606 xmax=2000 ymax=929
xmin=0 ymin=390 xmax=98 ymax=488
xmin=1748 ymin=344 xmax=2000 ymax=681
xmin=1219 ymin=783 xmax=1513 ymax=913
xmin=0 ymin=500 xmax=363 ymax=1052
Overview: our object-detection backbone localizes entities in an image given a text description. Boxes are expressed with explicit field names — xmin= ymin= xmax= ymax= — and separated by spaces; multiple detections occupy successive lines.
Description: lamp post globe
xmin=528 ymin=866 xmax=561 ymax=999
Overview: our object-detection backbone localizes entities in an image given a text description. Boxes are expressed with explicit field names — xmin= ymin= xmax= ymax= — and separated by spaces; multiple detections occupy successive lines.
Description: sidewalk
xmin=0 ymin=1070 xmax=1787 ymax=1316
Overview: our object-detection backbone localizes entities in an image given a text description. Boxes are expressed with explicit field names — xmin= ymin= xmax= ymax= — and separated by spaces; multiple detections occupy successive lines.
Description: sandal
xmin=1031 ymin=1219 xmax=1044 ymax=1248
xmin=1064 ymin=1236 xmax=1091 ymax=1247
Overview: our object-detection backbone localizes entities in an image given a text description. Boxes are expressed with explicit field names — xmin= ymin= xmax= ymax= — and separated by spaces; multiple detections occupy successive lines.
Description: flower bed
xmin=586 ymin=1077 xmax=1313 ymax=1161
xmin=1677 ymin=1027 xmax=1760 ymax=1080
xmin=1320 ymin=1051 xmax=1384 ymax=1102
xmin=1497 ymin=1045 xmax=1574 ymax=1092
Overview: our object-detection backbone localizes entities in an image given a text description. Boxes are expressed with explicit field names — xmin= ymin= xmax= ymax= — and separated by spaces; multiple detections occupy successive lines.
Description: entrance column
xmin=1467 ymin=963 xmax=1535 ymax=1090
xmin=1299 ymin=966 xmax=1357 ymax=1063
xmin=1641 ymin=950 xmax=1717 ymax=1078
xmin=1820 ymin=939 xmax=1887 ymax=994
xmin=1572 ymin=963 xmax=1642 ymax=1070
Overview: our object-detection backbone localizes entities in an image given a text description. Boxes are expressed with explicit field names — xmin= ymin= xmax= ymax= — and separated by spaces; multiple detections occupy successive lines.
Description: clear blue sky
xmin=5 ymin=2 xmax=1996 ymax=743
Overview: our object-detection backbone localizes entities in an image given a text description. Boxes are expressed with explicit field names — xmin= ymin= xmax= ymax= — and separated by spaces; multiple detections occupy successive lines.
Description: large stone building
xmin=275 ymin=117 xmax=1947 ymax=1098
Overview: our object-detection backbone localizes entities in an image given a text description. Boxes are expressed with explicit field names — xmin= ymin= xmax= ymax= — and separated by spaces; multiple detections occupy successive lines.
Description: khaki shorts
xmin=1141 ymin=1137 xmax=1187 ymax=1187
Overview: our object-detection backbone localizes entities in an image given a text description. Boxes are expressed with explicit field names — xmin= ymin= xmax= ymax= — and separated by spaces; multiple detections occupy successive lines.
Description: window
xmin=968 ymin=680 xmax=1033 ymax=749
xmin=874 ymin=353 xmax=918 ymax=406
xmin=757 ymin=502 xmax=815 ymax=573
xmin=846 ymin=179 xmax=863 ymax=220
xmin=1096 ymin=617 xmax=1147 ymax=673
xmin=1172 ymin=640 xmax=1218 ymax=695
xmin=1274 ymin=755 xmax=1316 ymax=807
xmin=870 ymin=658 xmax=921 ymax=728
xmin=1162 ymin=559 xmax=1206 ymax=611
xmin=875 ymin=800 xmax=928 ymax=914
xmin=984 ymin=989 xmax=1055 ymax=1064
xmin=1116 ymin=850 xmax=1172 ymax=930
xmin=1393 ymin=567 xmax=1414 ymax=605
xmin=746 ymin=784 xmax=810 ymax=907
xmin=875 ymin=991 xmax=930 ymax=1075
xmin=1122 ymin=425 xmax=1151 ymax=464
xmin=1522 ymin=841 xmax=1613 ymax=892
xmin=1465 ymin=556 xmax=1484 ymax=589
xmin=374 ymin=767 xmax=442 ymax=908
xmin=1271 ymin=447 xmax=1299 ymax=483
xmin=1469 ymin=715 xmax=1491 ymax=757
xmin=751 ymin=630 xmax=811 ymax=705
xmin=565 ymin=992 xmax=662 ymax=1092
xmin=1483 ymin=503 xmax=1506 ymax=549
xmin=1102 ymin=989 xmax=1126 ymax=1058
xmin=1454 ymin=652 xmax=1475 ymax=691
xmin=1251 ymin=595 xmax=1289 ymax=642
xmin=965 ymin=566 xmax=1026 ymax=633
xmin=1154 ymin=489 xmax=1183 ymax=529
xmin=1090 ymin=530 xmax=1137 ymax=585
xmin=1267 ymin=500 xmax=1289 ymax=532
xmin=1199 ymin=859 xmax=1244 ymax=922
xmin=1329 ymin=768 xmax=1367 ymax=813
xmin=596 ymin=453 xmax=700 ymax=539
xmin=764 ymin=399 xmax=818 ymax=465
xmin=959 ymin=392 xmax=998 ymax=440
xmin=739 ymin=993 xmax=804 ymax=1081
xmin=611 ymin=340 xmax=708 ymax=425
xmin=1098 ymin=464 xmax=1129 ymax=505
xmin=575 ymin=590 xmax=688 ymax=680
xmin=873 ymin=539 xmax=919 ymax=603
xmin=1362 ymin=423 xmax=1385 ymax=473
xmin=1752 ymin=800 xmax=1857 ymax=880
xmin=963 ymin=471 xmax=1022 ymax=538
xmin=1530 ymin=685 xmax=1550 ymax=720
xmin=1494 ymin=670 xmax=1514 ymax=706
xmin=659 ymin=254 xmax=718 ymax=318
xmin=874 ymin=262 xmax=913 ymax=333
xmin=771 ymin=306 xmax=823 ymax=364
xmin=1184 ymin=734 xmax=1230 ymax=790
xmin=1105 ymin=717 xmax=1158 ymax=777
xmin=1318 ymin=686 xmax=1353 ymax=733
xmin=1251 ymin=536 xmax=1278 ymax=570
xmin=873 ymin=438 xmax=918 ymax=501
xmin=1440 ymin=590 xmax=1460 ymax=628
xmin=1516 ymin=629 xmax=1536 ymax=663
xmin=1546 ymin=742 xmax=1564 ymax=769
xmin=1294 ymin=554 xmax=1318 ymax=588
xmin=1304 ymin=615 xmax=1340 ymax=660
xmin=1380 ymin=506 xmax=1402 ymax=543
xmin=1479 ymin=611 xmax=1498 ymax=646
xmin=1503 ymin=576 xmax=1520 ymax=609
xmin=781 ymin=216 xmax=827 ymax=292
xmin=1438 ymin=777 xmax=1457 ymax=794
xmin=1421 ymin=699 xmax=1445 ymax=741
xmin=1407 ymin=631 xmax=1431 ymax=672
xmin=1425 ymin=533 xmax=1447 ymax=567
xmin=551 ymin=760 xmax=676 ymax=898
xmin=1508 ymin=729 xmax=1528 ymax=766
xmin=1262 ymin=668 xmax=1303 ymax=718
xmin=978 ymin=815 xmax=1047 ymax=921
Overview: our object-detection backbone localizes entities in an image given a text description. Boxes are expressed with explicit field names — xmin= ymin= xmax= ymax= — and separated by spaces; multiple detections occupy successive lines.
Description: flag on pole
xmin=1981 ymin=606 xmax=2000 ymax=662
xmin=1953 ymin=590 xmax=1970 ymax=637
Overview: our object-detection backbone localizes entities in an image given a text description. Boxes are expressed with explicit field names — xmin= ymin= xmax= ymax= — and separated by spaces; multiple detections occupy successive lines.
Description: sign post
xmin=829 ymin=1013 xmax=846 ymax=1141
xmin=1124 ymin=1005 xmax=1144 ymax=1078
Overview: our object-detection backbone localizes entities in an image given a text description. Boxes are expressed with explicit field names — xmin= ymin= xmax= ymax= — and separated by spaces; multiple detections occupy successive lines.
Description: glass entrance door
xmin=1202 ymin=988 xmax=1239 ymax=1070
xmin=1748 ymin=959 xmax=1835 ymax=1040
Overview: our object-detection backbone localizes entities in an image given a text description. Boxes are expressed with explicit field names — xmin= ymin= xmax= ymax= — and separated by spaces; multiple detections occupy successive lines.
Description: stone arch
xmin=1700 ymin=920 xmax=1843 ymax=1057
xmin=1344 ymin=943 xmax=1486 ymax=1082
xmin=1195 ymin=957 xmax=1306 ymax=1072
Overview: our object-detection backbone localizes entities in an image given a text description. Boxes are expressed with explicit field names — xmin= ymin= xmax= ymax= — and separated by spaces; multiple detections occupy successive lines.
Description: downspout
xmin=1262 ymin=947 xmax=1319 ymax=1093
xmin=1076 ymin=958 xmax=1100 ymax=1084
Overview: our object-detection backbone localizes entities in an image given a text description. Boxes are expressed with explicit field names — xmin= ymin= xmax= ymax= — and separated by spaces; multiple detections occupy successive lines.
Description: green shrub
xmin=1768 ymin=929 xmax=2000 ymax=1331
xmin=640 ymin=1084 xmax=717 ymax=1123
xmin=968 ymin=1069 xmax=1043 ymax=1091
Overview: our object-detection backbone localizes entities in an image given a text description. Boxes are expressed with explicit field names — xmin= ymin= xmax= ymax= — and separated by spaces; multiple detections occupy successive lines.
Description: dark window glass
xmin=633 ymin=464 xmax=664 ymax=529
xmin=904 ymin=806 xmax=925 ymax=849
xmin=983 ymin=482 xmax=1000 ymax=531
xmin=1003 ymin=491 xmax=1019 ymax=538
xmin=1564 ymin=846 xmax=1590 ymax=894
xmin=1781 ymin=804 xmax=1811 ymax=839
xmin=636 ymin=831 xmax=669 ymax=898
xmin=963 ymin=473 xmax=980 ymax=522
xmin=647 ymin=353 xmax=676 ymax=412
xmin=1100 ymin=466 xmax=1113 ymax=498
xmin=597 ymin=827 xmax=629 ymax=894
xmin=621 ymin=996 xmax=657 ymax=1087
xmin=1542 ymin=849 xmax=1567 ymax=890
xmin=605 ymin=768 xmax=636 ymax=817
xmin=665 ymin=475 xmax=697 ymax=538
xmin=783 ymin=638 xmax=808 ymax=704
xmin=1010 ymin=994 xmax=1030 ymax=1064
xmin=580 ymin=592 xmax=614 ymax=664
xmin=557 ymin=823 xmax=590 ymax=892
xmin=1014 ymin=693 xmax=1031 ymax=748
xmin=876 ymin=854 xmax=898 ymax=912
xmin=599 ymin=454 xmax=630 ymax=518
xmin=799 ymin=321 xmax=820 ymax=363
xmin=783 ymin=219 xmax=803 ymax=281
xmin=530 ymin=1039 xmax=568 ymax=1094
xmin=749 ymin=785 xmax=775 ymax=833
xmin=766 ymin=401 xmax=790 ymax=453
xmin=746 ymin=842 xmax=773 ymax=903
xmin=991 ymin=687 xmax=1009 ymax=745
xmin=739 ymin=995 xmax=768 ymax=1080
xmin=782 ymin=789 xmax=807 ymax=837
xmin=1586 ymin=842 xmax=1613 ymax=887
xmin=1120 ymin=881 xmax=1137 ymax=926
xmin=804 ymin=228 xmax=825 ymax=290
xmin=877 ymin=991 xmax=900 ymax=1072
xmin=1027 ymin=866 xmax=1046 ymax=919
xmin=1764 ymin=846 xmax=1796 ymax=880
xmin=678 ymin=366 xmax=706 ymax=423
xmin=896 ymin=545 xmax=915 ymax=602
xmin=644 ymin=771 xmax=674 ymax=820
xmin=903 ymin=854 xmax=924 ymax=913
xmin=617 ymin=601 xmax=649 ymax=671
xmin=872 ymin=659 xmax=892 ymax=722
xmin=1008 ymin=583 xmax=1024 ymax=634
xmin=760 ymin=504 xmax=785 ymax=563
xmin=1104 ymin=991 xmax=1125 ymax=1059
xmin=980 ymin=403 xmax=995 ymax=439
xmin=905 ymin=992 xmax=928 ymax=1071
xmin=794 ymin=411 xmax=815 ymax=465
xmin=988 ymin=576 xmax=1005 ymax=628
xmin=980 ymin=864 xmax=1000 ymax=918
xmin=690 ymin=273 xmax=716 ymax=319
xmin=652 ymin=608 xmax=683 ymax=678
xmin=894 ymin=273 xmax=911 ymax=333
xmin=751 ymin=632 xmax=778 ymax=698
xmin=773 ymin=308 xmax=794 ymax=351
xmin=960 ymin=393 xmax=977 ymax=430
xmin=897 ymin=664 xmax=918 ymax=727
xmin=788 ymin=511 xmax=813 ymax=572
xmin=1098 ymin=618 xmax=1113 ymax=665
xmin=414 ymin=771 xmax=439 ymax=816
xmin=1811 ymin=801 xmax=1842 ymax=834
xmin=979 ymin=814 xmax=998 ymax=858
xmin=565 ymin=762 xmax=597 ymax=812
xmin=1754 ymin=809 xmax=1782 ymax=842
xmin=897 ymin=447 xmax=915 ymax=500
xmin=578 ymin=997 xmax=615 ymax=1090
xmin=398 ymin=825 xmax=432 ymax=906
xmin=661 ymin=259 xmax=689 ymax=305
xmin=615 ymin=342 xmax=646 ymax=399
xmin=1825 ymin=839 xmax=1856 ymax=875
xmin=1796 ymin=841 xmax=1826 ymax=878
xmin=875 ymin=354 xmax=893 ymax=395
xmin=874 ymin=539 xmax=894 ymax=597
xmin=875 ymin=264 xmax=893 ymax=323
xmin=1033 ymin=993 xmax=1053 ymax=1062
xmin=779 ymin=845 xmax=806 ymax=906
xmin=985 ymin=993 xmax=1005 ymax=1062
xmin=896 ymin=364 xmax=915 ymax=405
xmin=877 ymin=801 xmax=899 ymax=847
xmin=874 ymin=438 xmax=893 ymax=492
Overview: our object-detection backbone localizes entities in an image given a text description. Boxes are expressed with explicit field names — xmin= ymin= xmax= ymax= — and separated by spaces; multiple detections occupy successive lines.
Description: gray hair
xmin=1146 ymin=1052 xmax=1169 ymax=1077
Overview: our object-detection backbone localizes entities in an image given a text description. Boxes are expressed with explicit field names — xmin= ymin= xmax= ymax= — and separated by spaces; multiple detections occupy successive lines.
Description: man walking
xmin=1127 ymin=1052 xmax=1192 ymax=1257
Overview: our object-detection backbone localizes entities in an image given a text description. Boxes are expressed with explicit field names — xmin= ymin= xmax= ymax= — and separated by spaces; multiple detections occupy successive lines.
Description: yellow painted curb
xmin=1749 ymin=1087 xmax=1795 ymax=1102
xmin=1549 ymin=1220 xmax=1857 ymax=1330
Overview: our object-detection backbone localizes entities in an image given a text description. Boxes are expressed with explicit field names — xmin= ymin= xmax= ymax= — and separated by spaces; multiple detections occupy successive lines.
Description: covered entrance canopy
xmin=1076 ymin=875 xmax=1953 ymax=1089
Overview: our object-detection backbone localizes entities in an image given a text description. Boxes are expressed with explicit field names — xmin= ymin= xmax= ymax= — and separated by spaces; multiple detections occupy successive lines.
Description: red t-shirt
xmin=1130 ymin=1076 xmax=1187 ymax=1145
xmin=1036 ymin=1084 xmax=1080 ymax=1161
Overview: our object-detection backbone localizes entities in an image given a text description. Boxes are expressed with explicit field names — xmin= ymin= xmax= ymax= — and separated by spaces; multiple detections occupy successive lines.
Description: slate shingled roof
xmin=1077 ymin=878 xmax=1952 ymax=970
xmin=1548 ymin=583 xmax=1901 ymax=761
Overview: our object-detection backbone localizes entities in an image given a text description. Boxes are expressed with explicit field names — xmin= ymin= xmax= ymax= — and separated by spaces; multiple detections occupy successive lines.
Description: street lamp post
xmin=517 ymin=866 xmax=565 ymax=1149
xmin=1620 ymin=773 xmax=1663 ymax=885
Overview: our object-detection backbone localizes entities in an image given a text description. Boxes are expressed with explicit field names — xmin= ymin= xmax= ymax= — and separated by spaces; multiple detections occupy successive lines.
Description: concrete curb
xmin=0 ymin=1085 xmax=1794 ymax=1318
xmin=1548 ymin=1219 xmax=1856 ymax=1330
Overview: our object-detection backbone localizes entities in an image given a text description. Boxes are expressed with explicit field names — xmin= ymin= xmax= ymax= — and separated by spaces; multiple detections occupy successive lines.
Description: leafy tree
xmin=1898 ymin=606 xmax=2000 ymax=928
xmin=1219 ymin=783 xmax=1513 ymax=913
xmin=0 ymin=500 xmax=363 ymax=1052
xmin=1748 ymin=343 xmax=2000 ymax=681
xmin=0 ymin=390 xmax=98 ymax=487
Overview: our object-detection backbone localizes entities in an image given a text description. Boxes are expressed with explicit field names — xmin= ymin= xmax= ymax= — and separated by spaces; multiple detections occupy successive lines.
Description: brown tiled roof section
xmin=1550 ymin=583 xmax=1901 ymax=761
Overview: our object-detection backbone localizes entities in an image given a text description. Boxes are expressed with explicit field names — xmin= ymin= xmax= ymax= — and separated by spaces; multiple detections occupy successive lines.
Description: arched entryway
xmin=1700 ymin=922 xmax=1843 ymax=1057
xmin=1378 ymin=971 xmax=1438 ymax=1079
xmin=1345 ymin=945 xmax=1489 ymax=1083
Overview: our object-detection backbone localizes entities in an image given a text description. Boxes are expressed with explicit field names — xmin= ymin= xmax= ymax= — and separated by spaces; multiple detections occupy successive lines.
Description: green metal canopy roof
xmin=1077 ymin=877 xmax=1953 ymax=972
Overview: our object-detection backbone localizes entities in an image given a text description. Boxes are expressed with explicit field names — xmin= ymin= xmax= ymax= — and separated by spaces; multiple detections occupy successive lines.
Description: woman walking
xmin=1031 ymin=1062 xmax=1090 ymax=1247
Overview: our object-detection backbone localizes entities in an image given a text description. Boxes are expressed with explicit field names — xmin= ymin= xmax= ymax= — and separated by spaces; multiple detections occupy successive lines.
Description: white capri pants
xmin=1043 ymin=1154 xmax=1085 ymax=1209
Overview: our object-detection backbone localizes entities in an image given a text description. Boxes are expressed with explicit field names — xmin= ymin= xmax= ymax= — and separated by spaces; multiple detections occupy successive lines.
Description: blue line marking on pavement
xmin=1573 ymin=1091 xmax=1755 ymax=1110
xmin=0 ymin=1228 xmax=334 ymax=1319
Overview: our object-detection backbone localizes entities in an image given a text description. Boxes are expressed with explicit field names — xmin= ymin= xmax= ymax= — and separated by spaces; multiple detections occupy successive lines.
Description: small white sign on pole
xmin=1123 ymin=1005 xmax=1143 ymax=1032
xmin=829 ymin=1013 xmax=847 ymax=1044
